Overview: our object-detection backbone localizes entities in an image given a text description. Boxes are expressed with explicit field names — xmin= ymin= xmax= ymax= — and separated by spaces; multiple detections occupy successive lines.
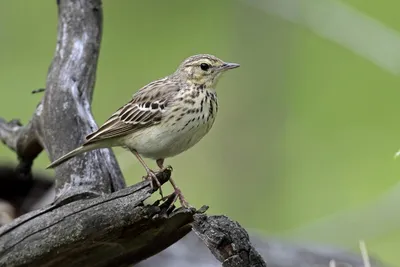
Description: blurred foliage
xmin=1 ymin=0 xmax=400 ymax=265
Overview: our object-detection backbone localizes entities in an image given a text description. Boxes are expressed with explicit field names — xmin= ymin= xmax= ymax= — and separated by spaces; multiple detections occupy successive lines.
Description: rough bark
xmin=192 ymin=214 xmax=267 ymax=267
xmin=0 ymin=168 xmax=203 ymax=267
xmin=0 ymin=165 xmax=389 ymax=266
xmin=40 ymin=0 xmax=127 ymax=199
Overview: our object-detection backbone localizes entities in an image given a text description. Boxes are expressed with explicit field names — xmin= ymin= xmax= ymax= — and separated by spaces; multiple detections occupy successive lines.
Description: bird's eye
xmin=200 ymin=63 xmax=210 ymax=71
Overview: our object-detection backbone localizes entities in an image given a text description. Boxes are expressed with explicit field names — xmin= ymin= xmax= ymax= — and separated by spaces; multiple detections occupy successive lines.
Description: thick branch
xmin=0 ymin=169 xmax=201 ymax=267
xmin=0 ymin=164 xmax=389 ymax=267
xmin=38 ymin=0 xmax=125 ymax=198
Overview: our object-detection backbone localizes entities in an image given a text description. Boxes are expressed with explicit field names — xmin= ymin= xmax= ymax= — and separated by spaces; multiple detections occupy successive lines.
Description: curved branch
xmin=39 ymin=0 xmax=125 ymax=198
xmin=0 ymin=116 xmax=42 ymax=178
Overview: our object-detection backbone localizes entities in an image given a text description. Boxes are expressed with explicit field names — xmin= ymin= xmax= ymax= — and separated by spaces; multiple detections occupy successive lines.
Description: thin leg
xmin=169 ymin=177 xmax=190 ymax=208
xmin=132 ymin=150 xmax=163 ymax=197
xmin=156 ymin=159 xmax=164 ymax=170
xmin=156 ymin=158 xmax=189 ymax=208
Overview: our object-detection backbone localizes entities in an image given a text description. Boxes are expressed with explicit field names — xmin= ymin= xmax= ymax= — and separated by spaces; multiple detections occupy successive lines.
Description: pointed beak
xmin=221 ymin=62 xmax=240 ymax=70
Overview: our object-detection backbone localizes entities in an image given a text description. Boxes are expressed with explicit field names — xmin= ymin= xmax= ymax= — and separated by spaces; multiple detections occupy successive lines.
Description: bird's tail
xmin=46 ymin=143 xmax=99 ymax=169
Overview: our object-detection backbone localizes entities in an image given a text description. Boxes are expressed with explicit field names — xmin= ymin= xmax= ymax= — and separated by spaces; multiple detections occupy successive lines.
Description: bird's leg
xmin=157 ymin=159 xmax=190 ymax=208
xmin=168 ymin=177 xmax=190 ymax=208
xmin=156 ymin=159 xmax=166 ymax=171
xmin=132 ymin=150 xmax=163 ymax=197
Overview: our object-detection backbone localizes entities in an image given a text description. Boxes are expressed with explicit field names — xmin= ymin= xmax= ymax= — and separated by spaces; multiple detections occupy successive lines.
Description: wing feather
xmin=84 ymin=79 xmax=179 ymax=145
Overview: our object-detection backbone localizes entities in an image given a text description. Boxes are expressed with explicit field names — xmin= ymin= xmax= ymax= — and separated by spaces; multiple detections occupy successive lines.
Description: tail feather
xmin=46 ymin=144 xmax=97 ymax=169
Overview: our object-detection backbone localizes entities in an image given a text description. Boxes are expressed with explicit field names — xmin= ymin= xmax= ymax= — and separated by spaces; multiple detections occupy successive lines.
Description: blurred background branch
xmin=0 ymin=117 xmax=42 ymax=178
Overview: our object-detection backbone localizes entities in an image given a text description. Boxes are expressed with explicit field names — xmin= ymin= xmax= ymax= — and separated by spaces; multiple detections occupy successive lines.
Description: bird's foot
xmin=143 ymin=169 xmax=163 ymax=198
xmin=175 ymin=188 xmax=191 ymax=208
xmin=163 ymin=187 xmax=192 ymax=210
xmin=158 ymin=165 xmax=173 ymax=173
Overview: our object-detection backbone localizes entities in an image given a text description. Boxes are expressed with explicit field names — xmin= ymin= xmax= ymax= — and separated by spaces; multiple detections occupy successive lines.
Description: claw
xmin=176 ymin=190 xmax=191 ymax=208
xmin=144 ymin=170 xmax=163 ymax=198
xmin=158 ymin=165 xmax=173 ymax=173
xmin=131 ymin=151 xmax=164 ymax=197
xmin=165 ymin=165 xmax=173 ymax=172
xmin=161 ymin=186 xmax=191 ymax=210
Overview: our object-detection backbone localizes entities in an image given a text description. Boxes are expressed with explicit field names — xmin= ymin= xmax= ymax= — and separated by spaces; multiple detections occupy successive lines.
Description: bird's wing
xmin=84 ymin=78 xmax=180 ymax=145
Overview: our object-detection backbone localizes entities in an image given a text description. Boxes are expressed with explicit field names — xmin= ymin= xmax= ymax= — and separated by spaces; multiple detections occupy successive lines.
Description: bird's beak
xmin=220 ymin=62 xmax=240 ymax=70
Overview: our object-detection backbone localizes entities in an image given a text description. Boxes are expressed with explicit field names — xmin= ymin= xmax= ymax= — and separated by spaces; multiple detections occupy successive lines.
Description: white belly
xmin=121 ymin=89 xmax=218 ymax=160
xmin=125 ymin=119 xmax=213 ymax=159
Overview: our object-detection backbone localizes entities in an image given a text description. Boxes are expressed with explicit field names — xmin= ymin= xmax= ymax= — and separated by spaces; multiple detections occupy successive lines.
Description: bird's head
xmin=175 ymin=54 xmax=240 ymax=88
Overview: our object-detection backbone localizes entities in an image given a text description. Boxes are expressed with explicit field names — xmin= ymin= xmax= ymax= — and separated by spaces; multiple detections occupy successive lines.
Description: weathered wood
xmin=0 ymin=118 xmax=41 ymax=179
xmin=0 ymin=165 xmax=390 ymax=267
xmin=0 ymin=169 xmax=201 ymax=267
xmin=40 ymin=0 xmax=125 ymax=198
xmin=192 ymin=214 xmax=267 ymax=267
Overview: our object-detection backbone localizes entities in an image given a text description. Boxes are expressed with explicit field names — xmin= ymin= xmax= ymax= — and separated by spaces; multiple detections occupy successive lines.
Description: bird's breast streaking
xmin=121 ymin=87 xmax=218 ymax=160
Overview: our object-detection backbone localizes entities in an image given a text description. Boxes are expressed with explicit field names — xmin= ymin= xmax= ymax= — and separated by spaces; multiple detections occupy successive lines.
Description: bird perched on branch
xmin=47 ymin=54 xmax=240 ymax=207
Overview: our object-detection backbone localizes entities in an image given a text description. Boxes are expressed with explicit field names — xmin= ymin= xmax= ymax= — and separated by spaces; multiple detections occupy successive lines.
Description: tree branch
xmin=39 ymin=0 xmax=125 ymax=199
xmin=0 ymin=168 xmax=203 ymax=267
xmin=192 ymin=214 xmax=267 ymax=267
xmin=0 ymin=164 xmax=389 ymax=267
xmin=0 ymin=116 xmax=42 ymax=178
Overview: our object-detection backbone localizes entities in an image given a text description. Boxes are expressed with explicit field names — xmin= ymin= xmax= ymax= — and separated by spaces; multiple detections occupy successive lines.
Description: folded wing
xmin=84 ymin=79 xmax=179 ymax=145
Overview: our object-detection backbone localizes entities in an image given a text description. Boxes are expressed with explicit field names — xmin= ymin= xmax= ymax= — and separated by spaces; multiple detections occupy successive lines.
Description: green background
xmin=1 ymin=0 xmax=400 ymax=265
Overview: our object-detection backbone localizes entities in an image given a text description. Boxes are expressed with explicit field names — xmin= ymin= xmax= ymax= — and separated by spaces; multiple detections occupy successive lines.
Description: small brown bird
xmin=47 ymin=54 xmax=240 ymax=207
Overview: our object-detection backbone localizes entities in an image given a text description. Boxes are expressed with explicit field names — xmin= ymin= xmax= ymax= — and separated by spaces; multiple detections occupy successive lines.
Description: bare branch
xmin=0 ymin=169 xmax=202 ymax=267
xmin=0 ymin=118 xmax=22 ymax=153
xmin=192 ymin=214 xmax=267 ymax=267
xmin=0 ymin=164 xmax=390 ymax=267
xmin=37 ymin=0 xmax=125 ymax=198
xmin=0 ymin=115 xmax=42 ymax=178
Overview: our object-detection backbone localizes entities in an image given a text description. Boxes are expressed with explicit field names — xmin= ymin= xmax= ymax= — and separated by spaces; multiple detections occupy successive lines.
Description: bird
xmin=47 ymin=54 xmax=240 ymax=207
